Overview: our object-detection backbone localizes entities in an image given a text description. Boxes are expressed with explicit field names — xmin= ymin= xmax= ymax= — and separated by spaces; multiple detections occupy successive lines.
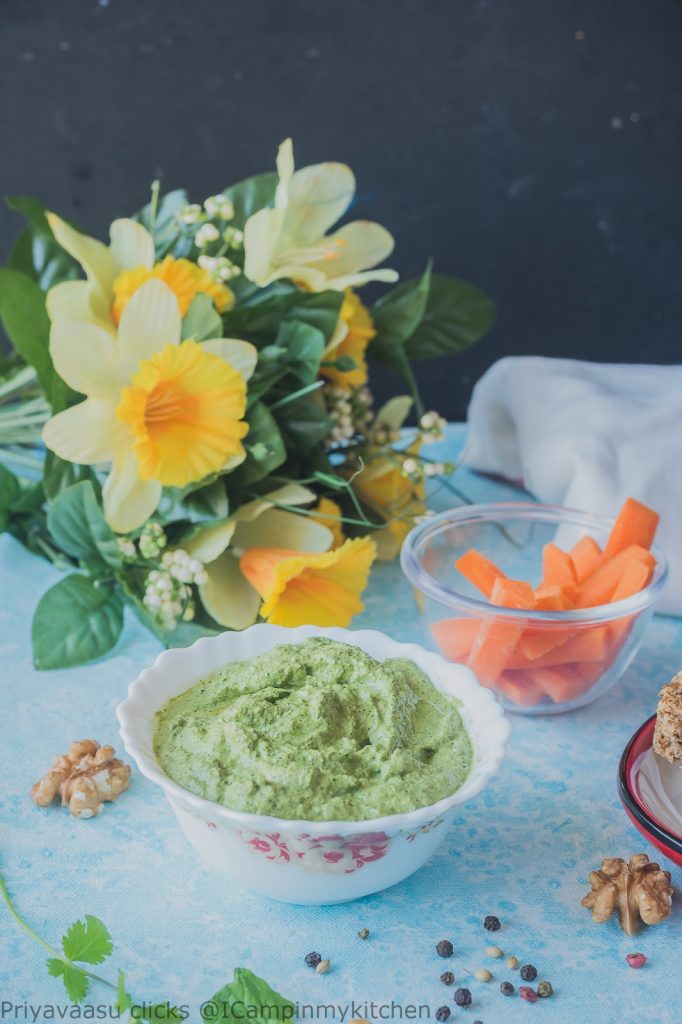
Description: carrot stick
xmin=603 ymin=497 xmax=660 ymax=560
xmin=431 ymin=618 xmax=479 ymax=662
xmin=507 ymin=626 xmax=608 ymax=670
xmin=467 ymin=578 xmax=534 ymax=685
xmin=534 ymin=583 xmax=577 ymax=610
xmin=497 ymin=670 xmax=545 ymax=707
xmin=608 ymin=559 xmax=654 ymax=649
xmin=520 ymin=626 xmax=575 ymax=661
xmin=454 ymin=549 xmax=506 ymax=598
xmin=527 ymin=664 xmax=598 ymax=704
xmin=541 ymin=543 xmax=578 ymax=588
xmin=576 ymin=545 xmax=655 ymax=608
xmin=570 ymin=536 xmax=602 ymax=582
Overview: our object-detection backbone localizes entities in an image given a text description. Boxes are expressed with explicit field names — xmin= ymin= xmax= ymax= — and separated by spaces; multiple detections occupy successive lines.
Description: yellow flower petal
xmin=46 ymin=280 xmax=111 ymax=330
xmin=102 ymin=446 xmax=162 ymax=533
xmin=199 ymin=550 xmax=262 ymax=630
xmin=352 ymin=444 xmax=425 ymax=561
xmin=311 ymin=497 xmax=345 ymax=548
xmin=308 ymin=221 xmax=396 ymax=279
xmin=47 ymin=212 xmax=118 ymax=319
xmin=240 ymin=536 xmax=376 ymax=628
xmin=49 ymin=319 xmax=125 ymax=397
xmin=320 ymin=289 xmax=375 ymax=390
xmin=235 ymin=508 xmax=332 ymax=553
xmin=111 ymin=255 xmax=233 ymax=325
xmin=109 ymin=218 xmax=155 ymax=271
xmin=116 ymin=338 xmax=248 ymax=487
xmin=286 ymin=161 xmax=355 ymax=243
xmin=42 ymin=399 xmax=119 ymax=465
xmin=243 ymin=207 xmax=287 ymax=286
xmin=117 ymin=279 xmax=182 ymax=364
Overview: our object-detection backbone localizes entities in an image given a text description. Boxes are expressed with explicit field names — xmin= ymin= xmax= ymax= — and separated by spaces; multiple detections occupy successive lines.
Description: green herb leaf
xmin=62 ymin=915 xmax=113 ymax=965
xmin=222 ymin=172 xmax=277 ymax=226
xmin=47 ymin=481 xmax=122 ymax=569
xmin=46 ymin=958 xmax=89 ymax=1004
xmin=182 ymin=293 xmax=223 ymax=342
xmin=116 ymin=970 xmax=133 ymax=1014
xmin=403 ymin=273 xmax=496 ymax=359
xmin=31 ymin=574 xmax=124 ymax=670
xmin=203 ymin=968 xmax=294 ymax=1023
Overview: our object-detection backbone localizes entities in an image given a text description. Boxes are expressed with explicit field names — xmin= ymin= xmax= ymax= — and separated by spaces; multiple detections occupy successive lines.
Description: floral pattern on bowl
xmin=238 ymin=828 xmax=392 ymax=874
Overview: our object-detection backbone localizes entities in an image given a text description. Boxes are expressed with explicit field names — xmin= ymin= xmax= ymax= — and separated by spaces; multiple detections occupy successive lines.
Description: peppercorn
xmin=440 ymin=971 xmax=455 ymax=986
xmin=536 ymin=980 xmax=553 ymax=998
xmin=520 ymin=964 xmax=537 ymax=981
xmin=454 ymin=988 xmax=472 ymax=1008
xmin=435 ymin=1008 xmax=451 ymax=1022
xmin=484 ymin=915 xmax=501 ymax=931
xmin=519 ymin=987 xmax=538 ymax=1004
xmin=485 ymin=946 xmax=504 ymax=958
xmin=304 ymin=952 xmax=321 ymax=969
xmin=500 ymin=981 xmax=515 ymax=996
xmin=357 ymin=928 xmax=370 ymax=940
xmin=474 ymin=968 xmax=492 ymax=982
xmin=506 ymin=956 xmax=519 ymax=970
xmin=436 ymin=939 xmax=454 ymax=958
xmin=316 ymin=959 xmax=331 ymax=975
xmin=626 ymin=952 xmax=647 ymax=969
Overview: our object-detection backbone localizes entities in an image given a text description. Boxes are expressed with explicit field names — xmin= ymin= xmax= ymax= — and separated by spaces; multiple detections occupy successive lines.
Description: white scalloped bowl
xmin=116 ymin=624 xmax=510 ymax=904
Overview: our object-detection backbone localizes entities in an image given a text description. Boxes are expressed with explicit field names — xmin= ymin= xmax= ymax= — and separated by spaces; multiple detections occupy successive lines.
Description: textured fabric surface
xmin=466 ymin=356 xmax=682 ymax=614
xmin=1 ymin=425 xmax=679 ymax=1023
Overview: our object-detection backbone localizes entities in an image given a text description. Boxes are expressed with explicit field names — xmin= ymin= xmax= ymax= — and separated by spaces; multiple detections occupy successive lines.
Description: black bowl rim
xmin=618 ymin=713 xmax=682 ymax=854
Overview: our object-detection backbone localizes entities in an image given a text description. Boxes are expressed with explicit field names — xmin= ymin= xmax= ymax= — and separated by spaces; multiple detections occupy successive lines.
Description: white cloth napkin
xmin=465 ymin=356 xmax=682 ymax=615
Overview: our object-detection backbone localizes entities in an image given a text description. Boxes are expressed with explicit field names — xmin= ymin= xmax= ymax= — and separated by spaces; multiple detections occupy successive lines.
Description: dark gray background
xmin=1 ymin=0 xmax=681 ymax=418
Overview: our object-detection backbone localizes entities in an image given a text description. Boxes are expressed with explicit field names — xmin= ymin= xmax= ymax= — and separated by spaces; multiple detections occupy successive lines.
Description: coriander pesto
xmin=153 ymin=638 xmax=473 ymax=820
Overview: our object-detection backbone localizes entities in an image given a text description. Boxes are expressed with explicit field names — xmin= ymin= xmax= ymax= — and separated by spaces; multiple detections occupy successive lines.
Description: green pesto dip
xmin=153 ymin=637 xmax=473 ymax=820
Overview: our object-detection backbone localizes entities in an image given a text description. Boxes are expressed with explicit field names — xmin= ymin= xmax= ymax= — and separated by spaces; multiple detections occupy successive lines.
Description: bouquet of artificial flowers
xmin=0 ymin=139 xmax=494 ymax=668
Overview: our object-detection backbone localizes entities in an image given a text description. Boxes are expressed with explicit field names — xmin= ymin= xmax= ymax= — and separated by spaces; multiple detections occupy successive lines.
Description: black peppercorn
xmin=440 ymin=971 xmax=455 ymax=986
xmin=454 ymin=988 xmax=472 ymax=1008
xmin=520 ymin=964 xmax=537 ymax=982
xmin=436 ymin=1008 xmax=451 ymax=1022
xmin=483 ymin=915 xmax=501 ymax=931
xmin=500 ymin=981 xmax=515 ymax=996
xmin=304 ymin=952 xmax=322 ymax=969
xmin=436 ymin=940 xmax=454 ymax=958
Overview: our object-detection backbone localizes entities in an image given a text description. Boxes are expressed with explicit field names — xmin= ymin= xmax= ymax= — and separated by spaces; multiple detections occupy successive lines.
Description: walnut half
xmin=581 ymin=854 xmax=673 ymax=935
xmin=31 ymin=739 xmax=131 ymax=819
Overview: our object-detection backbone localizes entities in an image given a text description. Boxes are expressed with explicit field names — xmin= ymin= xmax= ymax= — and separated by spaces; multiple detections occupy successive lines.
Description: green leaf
xmin=43 ymin=452 xmax=99 ymax=502
xmin=157 ymin=477 xmax=229 ymax=526
xmin=0 ymin=464 xmax=20 ymax=531
xmin=46 ymin=958 xmax=89 ymax=1004
xmin=222 ymin=172 xmax=277 ymax=226
xmin=402 ymin=273 xmax=496 ymax=358
xmin=0 ymin=268 xmax=53 ymax=397
xmin=5 ymin=196 xmax=81 ymax=290
xmin=274 ymin=390 xmax=330 ymax=457
xmin=116 ymin=970 xmax=133 ymax=1014
xmin=32 ymin=575 xmax=124 ymax=670
xmin=203 ymin=968 xmax=294 ymax=1024
xmin=62 ymin=915 xmax=113 ymax=965
xmin=47 ymin=481 xmax=121 ymax=569
xmin=5 ymin=195 xmax=55 ymax=235
xmin=274 ymin=319 xmax=326 ymax=384
xmin=241 ymin=402 xmax=286 ymax=483
xmin=181 ymin=293 xmax=222 ymax=341
xmin=222 ymin=285 xmax=343 ymax=346
xmin=371 ymin=262 xmax=432 ymax=351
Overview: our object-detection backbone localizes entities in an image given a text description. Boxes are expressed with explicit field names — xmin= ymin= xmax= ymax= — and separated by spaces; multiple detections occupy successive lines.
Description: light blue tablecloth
xmin=1 ymin=425 xmax=679 ymax=1024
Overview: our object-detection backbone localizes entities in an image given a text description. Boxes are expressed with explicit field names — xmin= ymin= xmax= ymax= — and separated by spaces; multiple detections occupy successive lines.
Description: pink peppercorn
xmin=626 ymin=953 xmax=647 ymax=969
xmin=519 ymin=986 xmax=538 ymax=1003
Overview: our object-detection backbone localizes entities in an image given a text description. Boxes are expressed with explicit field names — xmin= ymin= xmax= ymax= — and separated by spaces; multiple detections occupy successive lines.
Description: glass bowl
xmin=400 ymin=502 xmax=668 ymax=715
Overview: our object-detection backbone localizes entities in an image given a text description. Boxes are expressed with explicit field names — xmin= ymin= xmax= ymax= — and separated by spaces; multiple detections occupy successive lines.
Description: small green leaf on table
xmin=203 ymin=968 xmax=295 ymax=1023
xmin=46 ymin=958 xmax=89 ymax=1004
xmin=61 ymin=915 xmax=113 ymax=965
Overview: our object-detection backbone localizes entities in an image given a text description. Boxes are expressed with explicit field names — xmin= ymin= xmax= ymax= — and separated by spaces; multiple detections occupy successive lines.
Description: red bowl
xmin=618 ymin=715 xmax=682 ymax=866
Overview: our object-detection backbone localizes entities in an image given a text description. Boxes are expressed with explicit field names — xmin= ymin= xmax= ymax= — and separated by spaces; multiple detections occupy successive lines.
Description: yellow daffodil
xmin=45 ymin=214 xmax=233 ymax=332
xmin=352 ymin=443 xmax=425 ymax=561
xmin=41 ymin=279 xmax=256 ymax=532
xmin=243 ymin=139 xmax=399 ymax=292
xmin=184 ymin=484 xmax=334 ymax=629
xmin=239 ymin=536 xmax=376 ymax=628
xmin=311 ymin=497 xmax=345 ymax=548
xmin=321 ymin=289 xmax=375 ymax=391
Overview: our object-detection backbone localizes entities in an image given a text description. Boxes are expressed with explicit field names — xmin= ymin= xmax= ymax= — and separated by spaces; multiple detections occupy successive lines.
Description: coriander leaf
xmin=47 ymin=958 xmax=89 ymax=1003
xmin=203 ymin=968 xmax=294 ymax=1023
xmin=62 ymin=914 xmax=113 ymax=964
xmin=117 ymin=970 xmax=133 ymax=1013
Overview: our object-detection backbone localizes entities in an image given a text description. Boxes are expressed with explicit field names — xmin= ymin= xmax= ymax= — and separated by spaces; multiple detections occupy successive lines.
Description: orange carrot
xmin=570 ymin=536 xmax=602 ymax=582
xmin=520 ymin=626 xmax=574 ymax=661
xmin=608 ymin=559 xmax=654 ymax=649
xmin=541 ymin=543 xmax=578 ymax=588
xmin=576 ymin=545 xmax=655 ymax=608
xmin=497 ymin=670 xmax=545 ymax=707
xmin=527 ymin=663 xmax=596 ymax=704
xmin=507 ymin=626 xmax=608 ymax=670
xmin=454 ymin=549 xmax=506 ymax=598
xmin=431 ymin=618 xmax=479 ymax=662
xmin=534 ymin=583 xmax=577 ymax=610
xmin=603 ymin=497 xmax=660 ymax=561
xmin=467 ymin=578 xmax=534 ymax=685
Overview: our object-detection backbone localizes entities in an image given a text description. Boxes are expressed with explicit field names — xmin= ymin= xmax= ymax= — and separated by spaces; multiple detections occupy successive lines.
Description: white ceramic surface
xmin=116 ymin=624 xmax=511 ymax=904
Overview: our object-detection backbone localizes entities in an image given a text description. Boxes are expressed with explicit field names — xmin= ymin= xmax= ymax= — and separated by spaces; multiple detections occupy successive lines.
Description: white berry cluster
xmin=419 ymin=410 xmax=448 ymax=444
xmin=142 ymin=549 xmax=207 ymax=632
xmin=197 ymin=253 xmax=241 ymax=282
xmin=401 ymin=456 xmax=454 ymax=481
xmin=116 ymin=537 xmax=136 ymax=561
xmin=324 ymin=385 xmax=374 ymax=446
xmin=177 ymin=194 xmax=235 ymax=226
xmin=139 ymin=522 xmax=167 ymax=560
